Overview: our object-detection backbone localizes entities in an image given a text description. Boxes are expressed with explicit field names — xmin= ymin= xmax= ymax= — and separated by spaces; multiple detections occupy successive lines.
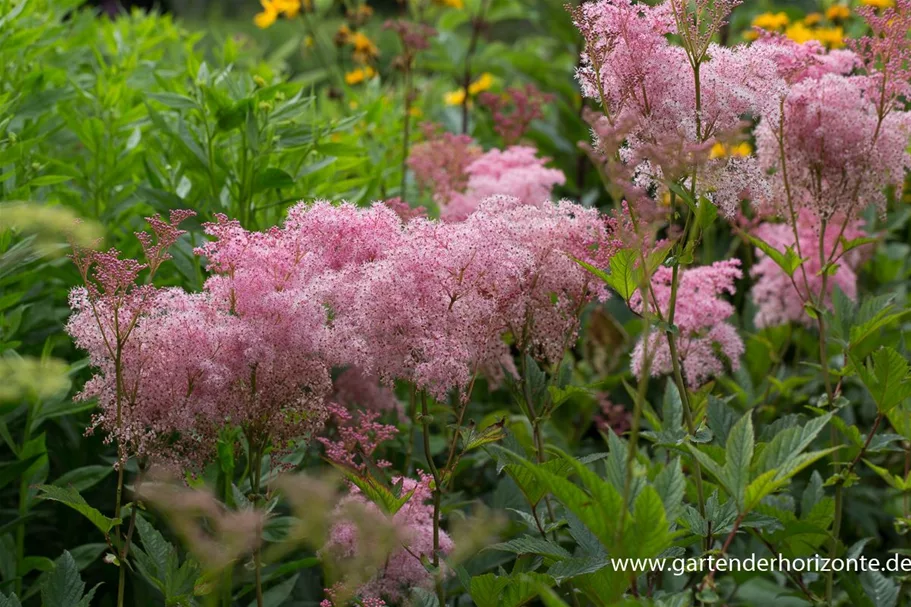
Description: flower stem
xmin=420 ymin=391 xmax=445 ymax=606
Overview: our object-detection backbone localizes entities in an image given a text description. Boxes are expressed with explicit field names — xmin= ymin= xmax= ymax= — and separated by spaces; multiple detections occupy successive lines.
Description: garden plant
xmin=1 ymin=0 xmax=911 ymax=606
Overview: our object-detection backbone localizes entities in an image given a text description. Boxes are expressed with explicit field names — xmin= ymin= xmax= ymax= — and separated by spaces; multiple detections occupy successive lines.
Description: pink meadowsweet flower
xmin=573 ymin=1 xmax=782 ymax=217
xmin=442 ymin=147 xmax=566 ymax=222
xmin=330 ymin=209 xmax=528 ymax=397
xmin=69 ymin=288 xmax=231 ymax=467
xmin=323 ymin=474 xmax=453 ymax=604
xmin=630 ymin=260 xmax=744 ymax=388
xmin=406 ymin=124 xmax=481 ymax=204
xmin=479 ymin=84 xmax=553 ymax=146
xmin=318 ymin=402 xmax=399 ymax=471
xmin=851 ymin=0 xmax=911 ymax=112
xmin=750 ymin=210 xmax=872 ymax=328
xmin=754 ymin=72 xmax=911 ymax=223
xmin=467 ymin=196 xmax=622 ymax=364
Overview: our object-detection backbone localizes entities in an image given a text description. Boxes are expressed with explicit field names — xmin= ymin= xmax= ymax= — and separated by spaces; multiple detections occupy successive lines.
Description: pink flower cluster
xmin=322 ymin=474 xmax=452 ymax=604
xmin=630 ymin=260 xmax=744 ymax=388
xmin=574 ymin=0 xmax=911 ymax=225
xmin=750 ymin=210 xmax=871 ymax=328
xmin=318 ymin=402 xmax=399 ymax=471
xmin=406 ymin=125 xmax=566 ymax=222
xmin=443 ymin=147 xmax=567 ymax=222
xmin=69 ymin=196 xmax=617 ymax=465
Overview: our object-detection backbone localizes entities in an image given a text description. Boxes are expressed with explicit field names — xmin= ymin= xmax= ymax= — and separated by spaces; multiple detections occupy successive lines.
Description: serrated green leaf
xmin=853 ymin=347 xmax=911 ymax=413
xmin=40 ymin=551 xmax=99 ymax=607
xmin=37 ymin=485 xmax=118 ymax=534
xmin=487 ymin=535 xmax=571 ymax=559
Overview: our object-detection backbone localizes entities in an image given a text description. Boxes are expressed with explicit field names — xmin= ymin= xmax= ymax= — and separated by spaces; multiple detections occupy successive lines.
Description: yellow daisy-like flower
xmin=445 ymin=73 xmax=495 ymax=106
xmin=785 ymin=21 xmax=816 ymax=44
xmin=468 ymin=72 xmax=494 ymax=95
xmin=444 ymin=89 xmax=467 ymax=106
xmin=350 ymin=31 xmax=379 ymax=64
xmin=344 ymin=66 xmax=376 ymax=85
xmin=254 ymin=0 xmax=279 ymax=28
xmin=804 ymin=12 xmax=823 ymax=25
xmin=752 ymin=11 xmax=790 ymax=30
xmin=861 ymin=0 xmax=894 ymax=7
xmin=274 ymin=0 xmax=302 ymax=17
xmin=434 ymin=0 xmax=464 ymax=7
xmin=814 ymin=26 xmax=846 ymax=48
xmin=825 ymin=4 xmax=851 ymax=20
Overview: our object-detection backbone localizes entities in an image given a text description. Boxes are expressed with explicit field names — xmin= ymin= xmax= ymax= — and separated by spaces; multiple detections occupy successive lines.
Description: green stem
xmin=420 ymin=391 xmax=445 ymax=606
xmin=249 ymin=437 xmax=265 ymax=607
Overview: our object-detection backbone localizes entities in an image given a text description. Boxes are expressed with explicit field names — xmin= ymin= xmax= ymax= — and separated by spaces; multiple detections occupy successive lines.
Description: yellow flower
xmin=344 ymin=66 xmax=376 ymax=85
xmin=350 ymin=31 xmax=379 ymax=64
xmin=825 ymin=4 xmax=851 ymax=20
xmin=804 ymin=12 xmax=822 ymax=25
xmin=784 ymin=21 xmax=815 ymax=43
xmin=709 ymin=142 xmax=753 ymax=159
xmin=751 ymin=11 xmax=790 ymax=30
xmin=434 ymin=0 xmax=464 ymax=7
xmin=861 ymin=0 xmax=894 ymax=7
xmin=814 ymin=26 xmax=845 ymax=48
xmin=468 ymin=72 xmax=494 ymax=95
xmin=409 ymin=106 xmax=423 ymax=118
xmin=274 ymin=0 xmax=302 ymax=17
xmin=445 ymin=73 xmax=495 ymax=106
xmin=254 ymin=0 xmax=279 ymax=28
xmin=444 ymin=89 xmax=467 ymax=106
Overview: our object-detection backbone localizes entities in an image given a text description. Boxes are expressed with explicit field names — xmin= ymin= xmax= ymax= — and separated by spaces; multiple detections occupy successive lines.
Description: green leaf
xmin=0 ymin=592 xmax=22 ymax=607
xmin=329 ymin=463 xmax=415 ymax=515
xmin=487 ymin=535 xmax=571 ymax=560
xmin=245 ymin=573 xmax=299 ymax=607
xmin=721 ymin=413 xmax=754 ymax=510
xmin=36 ymin=485 xmax=118 ymax=534
xmin=603 ymin=249 xmax=638 ymax=301
xmin=0 ymin=454 xmax=40 ymax=491
xmin=52 ymin=465 xmax=112 ymax=493
xmin=628 ymin=486 xmax=670 ymax=560
xmin=861 ymin=571 xmax=900 ymax=607
xmin=470 ymin=573 xmax=510 ymax=607
xmin=40 ymin=551 xmax=100 ymax=607
xmin=853 ymin=347 xmax=911 ymax=413
xmin=653 ymin=458 xmax=685 ymax=523
xmin=147 ymin=92 xmax=199 ymax=110
xmin=748 ymin=234 xmax=806 ymax=277
xmin=254 ymin=168 xmax=295 ymax=192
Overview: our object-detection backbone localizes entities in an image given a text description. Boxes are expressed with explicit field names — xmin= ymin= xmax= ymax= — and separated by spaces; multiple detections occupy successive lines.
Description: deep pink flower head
xmin=318 ymin=402 xmax=398 ymax=471
xmin=630 ymin=260 xmax=744 ymax=388
xmin=322 ymin=474 xmax=453 ymax=604
xmin=750 ymin=210 xmax=871 ymax=328
xmin=407 ymin=124 xmax=481 ymax=203
xmin=442 ymin=147 xmax=566 ymax=222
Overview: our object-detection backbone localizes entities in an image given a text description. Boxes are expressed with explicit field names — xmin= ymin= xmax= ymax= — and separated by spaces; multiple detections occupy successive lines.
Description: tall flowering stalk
xmin=68 ymin=210 xmax=195 ymax=607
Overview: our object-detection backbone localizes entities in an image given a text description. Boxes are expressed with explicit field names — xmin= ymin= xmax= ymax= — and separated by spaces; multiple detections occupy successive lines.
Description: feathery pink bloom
xmin=750 ymin=210 xmax=871 ymax=328
xmin=323 ymin=474 xmax=452 ymax=604
xmin=442 ymin=147 xmax=566 ymax=222
xmin=630 ymin=260 xmax=744 ymax=388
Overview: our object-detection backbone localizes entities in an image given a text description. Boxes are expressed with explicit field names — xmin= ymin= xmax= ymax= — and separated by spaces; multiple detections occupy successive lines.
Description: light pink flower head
xmin=630 ymin=259 xmax=744 ymax=388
